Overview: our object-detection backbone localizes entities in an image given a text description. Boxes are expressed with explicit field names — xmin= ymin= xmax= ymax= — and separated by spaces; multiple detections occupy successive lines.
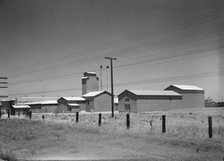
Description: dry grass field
xmin=0 ymin=108 xmax=224 ymax=161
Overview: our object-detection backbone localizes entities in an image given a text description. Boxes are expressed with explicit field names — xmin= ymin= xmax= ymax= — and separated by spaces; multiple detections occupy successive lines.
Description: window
xmin=125 ymin=97 xmax=130 ymax=102
xmin=125 ymin=104 xmax=130 ymax=112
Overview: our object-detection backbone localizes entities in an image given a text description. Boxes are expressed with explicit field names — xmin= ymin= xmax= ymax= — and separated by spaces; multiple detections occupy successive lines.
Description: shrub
xmin=0 ymin=148 xmax=17 ymax=161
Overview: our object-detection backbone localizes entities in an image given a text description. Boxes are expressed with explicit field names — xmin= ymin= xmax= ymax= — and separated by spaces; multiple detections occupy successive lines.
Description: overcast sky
xmin=0 ymin=0 xmax=223 ymax=101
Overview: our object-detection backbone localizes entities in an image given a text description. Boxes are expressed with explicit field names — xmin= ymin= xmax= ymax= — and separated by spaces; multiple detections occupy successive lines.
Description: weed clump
xmin=0 ymin=147 xmax=17 ymax=161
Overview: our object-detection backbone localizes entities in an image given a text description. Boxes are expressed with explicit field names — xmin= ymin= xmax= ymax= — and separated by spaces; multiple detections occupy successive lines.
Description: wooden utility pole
xmin=0 ymin=76 xmax=8 ymax=89
xmin=105 ymin=57 xmax=117 ymax=118
xmin=100 ymin=65 xmax=103 ymax=91
xmin=0 ymin=76 xmax=8 ymax=98
xmin=106 ymin=66 xmax=109 ymax=91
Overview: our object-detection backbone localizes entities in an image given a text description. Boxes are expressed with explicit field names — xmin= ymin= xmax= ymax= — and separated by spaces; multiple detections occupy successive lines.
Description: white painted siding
xmin=182 ymin=93 xmax=204 ymax=108
xmin=136 ymin=99 xmax=183 ymax=112
xmin=118 ymin=97 xmax=137 ymax=112
xmin=94 ymin=94 xmax=111 ymax=112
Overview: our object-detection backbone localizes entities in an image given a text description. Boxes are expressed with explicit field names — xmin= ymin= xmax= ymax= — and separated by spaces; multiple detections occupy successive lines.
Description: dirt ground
xmin=29 ymin=135 xmax=224 ymax=161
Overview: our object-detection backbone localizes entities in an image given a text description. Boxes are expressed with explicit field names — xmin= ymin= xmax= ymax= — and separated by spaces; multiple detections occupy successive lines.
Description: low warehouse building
xmin=118 ymin=90 xmax=182 ymax=112
xmin=57 ymin=97 xmax=86 ymax=113
xmin=82 ymin=90 xmax=111 ymax=112
xmin=11 ymin=105 xmax=30 ymax=115
xmin=164 ymin=85 xmax=204 ymax=109
xmin=25 ymin=100 xmax=58 ymax=113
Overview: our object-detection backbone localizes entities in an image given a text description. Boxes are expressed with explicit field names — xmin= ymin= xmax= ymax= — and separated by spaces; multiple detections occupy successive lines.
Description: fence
xmin=1 ymin=111 xmax=223 ymax=138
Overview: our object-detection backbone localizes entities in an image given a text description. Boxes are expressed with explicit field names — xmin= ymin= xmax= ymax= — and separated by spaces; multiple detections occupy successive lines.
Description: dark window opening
xmin=125 ymin=104 xmax=130 ymax=112
xmin=125 ymin=97 xmax=130 ymax=102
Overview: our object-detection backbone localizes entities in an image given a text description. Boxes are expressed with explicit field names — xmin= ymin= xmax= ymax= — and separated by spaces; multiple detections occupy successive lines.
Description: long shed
xmin=118 ymin=90 xmax=182 ymax=112
xmin=11 ymin=105 xmax=30 ymax=114
xmin=164 ymin=85 xmax=204 ymax=109
xmin=25 ymin=100 xmax=58 ymax=113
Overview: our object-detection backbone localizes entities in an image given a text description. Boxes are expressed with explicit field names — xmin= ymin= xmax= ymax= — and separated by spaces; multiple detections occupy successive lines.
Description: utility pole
xmin=106 ymin=65 xmax=109 ymax=91
xmin=100 ymin=65 xmax=103 ymax=91
xmin=105 ymin=57 xmax=117 ymax=118
xmin=0 ymin=76 xmax=8 ymax=98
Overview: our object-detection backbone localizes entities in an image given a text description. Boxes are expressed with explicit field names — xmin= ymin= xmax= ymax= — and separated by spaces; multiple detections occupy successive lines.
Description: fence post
xmin=76 ymin=112 xmax=79 ymax=123
xmin=0 ymin=110 xmax=1 ymax=119
xmin=18 ymin=111 xmax=20 ymax=117
xmin=42 ymin=115 xmax=45 ymax=120
xmin=29 ymin=111 xmax=32 ymax=119
xmin=98 ymin=113 xmax=102 ymax=126
xmin=162 ymin=115 xmax=166 ymax=133
xmin=126 ymin=113 xmax=130 ymax=129
xmin=208 ymin=116 xmax=212 ymax=138
xmin=8 ymin=109 xmax=10 ymax=118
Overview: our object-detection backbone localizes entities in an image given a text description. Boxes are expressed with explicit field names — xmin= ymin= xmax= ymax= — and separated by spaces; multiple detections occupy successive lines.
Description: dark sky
xmin=0 ymin=0 xmax=223 ymax=100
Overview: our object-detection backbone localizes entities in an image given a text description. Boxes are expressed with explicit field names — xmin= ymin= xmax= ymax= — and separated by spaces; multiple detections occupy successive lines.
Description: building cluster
xmin=0 ymin=72 xmax=205 ymax=114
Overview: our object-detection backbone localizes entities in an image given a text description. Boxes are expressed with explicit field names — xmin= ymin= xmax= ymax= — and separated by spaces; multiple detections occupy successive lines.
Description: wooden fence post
xmin=76 ymin=112 xmax=79 ymax=123
xmin=162 ymin=115 xmax=166 ymax=133
xmin=0 ymin=110 xmax=1 ymax=119
xmin=42 ymin=115 xmax=45 ymax=120
xmin=98 ymin=113 xmax=102 ymax=126
xmin=208 ymin=116 xmax=212 ymax=138
xmin=126 ymin=113 xmax=130 ymax=129
xmin=29 ymin=111 xmax=32 ymax=119
xmin=8 ymin=109 xmax=10 ymax=118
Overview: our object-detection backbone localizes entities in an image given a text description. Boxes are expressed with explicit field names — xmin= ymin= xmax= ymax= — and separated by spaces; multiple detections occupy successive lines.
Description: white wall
xmin=118 ymin=97 xmax=137 ymax=112
xmin=182 ymin=93 xmax=204 ymax=108
xmin=137 ymin=99 xmax=183 ymax=112
xmin=94 ymin=94 xmax=111 ymax=112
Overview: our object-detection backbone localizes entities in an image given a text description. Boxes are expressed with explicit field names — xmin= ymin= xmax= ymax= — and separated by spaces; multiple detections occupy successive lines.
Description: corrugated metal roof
xmin=128 ymin=90 xmax=181 ymax=96
xmin=41 ymin=100 xmax=57 ymax=104
xmin=12 ymin=105 xmax=30 ymax=108
xmin=170 ymin=85 xmax=204 ymax=91
xmin=19 ymin=97 xmax=58 ymax=103
xmin=62 ymin=97 xmax=86 ymax=101
xmin=24 ymin=100 xmax=57 ymax=105
xmin=82 ymin=91 xmax=107 ymax=97
xmin=68 ymin=103 xmax=80 ymax=106
xmin=85 ymin=72 xmax=96 ymax=74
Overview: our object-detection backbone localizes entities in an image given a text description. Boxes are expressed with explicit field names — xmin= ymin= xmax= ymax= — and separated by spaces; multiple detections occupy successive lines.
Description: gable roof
xmin=25 ymin=100 xmax=58 ymax=105
xmin=82 ymin=90 xmax=111 ymax=98
xmin=68 ymin=103 xmax=80 ymax=107
xmin=167 ymin=85 xmax=204 ymax=91
xmin=12 ymin=105 xmax=30 ymax=109
xmin=61 ymin=97 xmax=86 ymax=101
xmin=128 ymin=90 xmax=181 ymax=96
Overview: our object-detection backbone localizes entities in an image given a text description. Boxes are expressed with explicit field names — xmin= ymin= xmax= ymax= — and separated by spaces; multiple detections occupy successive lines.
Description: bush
xmin=0 ymin=148 xmax=17 ymax=161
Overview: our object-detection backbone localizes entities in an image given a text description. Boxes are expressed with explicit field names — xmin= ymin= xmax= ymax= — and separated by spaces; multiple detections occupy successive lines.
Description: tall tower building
xmin=82 ymin=72 xmax=99 ymax=95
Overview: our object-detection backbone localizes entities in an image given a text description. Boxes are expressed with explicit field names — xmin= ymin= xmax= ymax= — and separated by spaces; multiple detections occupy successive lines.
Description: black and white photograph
xmin=0 ymin=0 xmax=224 ymax=160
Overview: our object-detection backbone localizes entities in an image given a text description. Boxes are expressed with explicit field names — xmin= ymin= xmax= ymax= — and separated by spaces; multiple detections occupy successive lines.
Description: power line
xmin=7 ymin=86 xmax=82 ymax=96
xmin=114 ymin=71 xmax=224 ymax=87
xmin=10 ymin=32 xmax=223 ymax=86
xmin=9 ymin=26 xmax=223 ymax=86
xmin=6 ymin=9 xmax=224 ymax=87
xmin=0 ymin=76 xmax=8 ymax=98
xmin=7 ymin=9 xmax=223 ymax=79
xmin=7 ymin=70 xmax=223 ymax=97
